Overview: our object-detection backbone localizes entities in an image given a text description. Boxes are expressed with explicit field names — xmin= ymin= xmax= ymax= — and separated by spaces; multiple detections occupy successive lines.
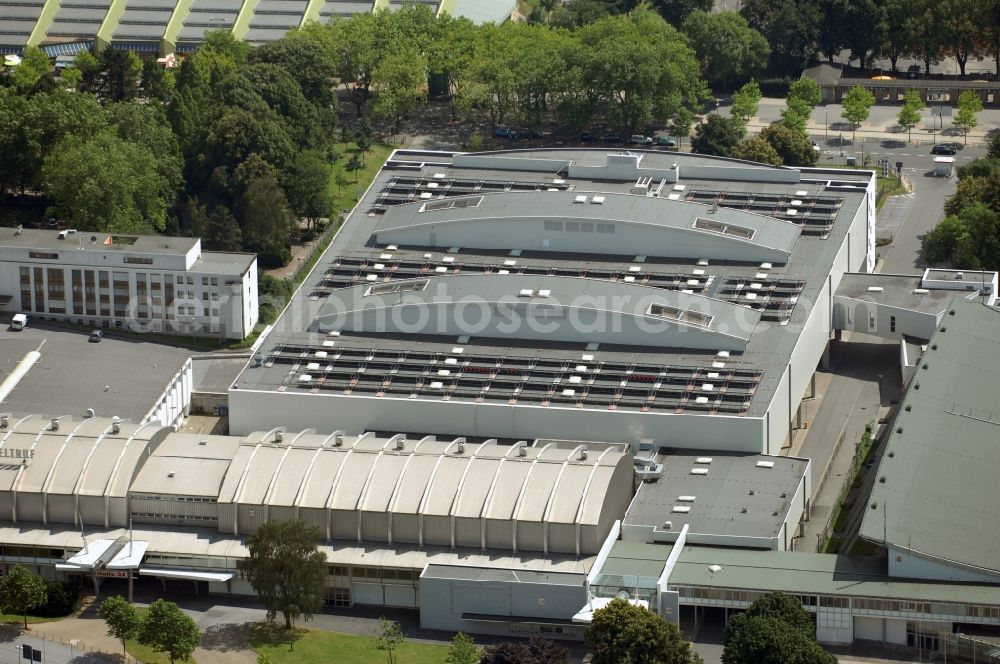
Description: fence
xmin=939 ymin=632 xmax=1000 ymax=663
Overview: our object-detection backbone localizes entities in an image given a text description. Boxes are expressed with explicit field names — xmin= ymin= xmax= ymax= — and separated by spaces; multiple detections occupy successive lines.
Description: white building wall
xmin=887 ymin=545 xmax=1000 ymax=583
xmin=229 ymin=388 xmax=766 ymax=452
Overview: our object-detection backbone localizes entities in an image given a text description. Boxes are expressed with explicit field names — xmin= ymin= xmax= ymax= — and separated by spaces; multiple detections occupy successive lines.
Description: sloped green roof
xmin=860 ymin=301 xmax=1000 ymax=574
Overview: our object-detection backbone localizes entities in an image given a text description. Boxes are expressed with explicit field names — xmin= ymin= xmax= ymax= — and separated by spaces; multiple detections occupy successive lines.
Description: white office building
xmin=0 ymin=228 xmax=258 ymax=340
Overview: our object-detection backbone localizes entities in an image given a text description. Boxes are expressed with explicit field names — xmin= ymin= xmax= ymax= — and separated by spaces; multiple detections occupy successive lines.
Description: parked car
xmin=518 ymin=127 xmax=545 ymax=139
xmin=630 ymin=134 xmax=653 ymax=145
xmin=494 ymin=127 xmax=517 ymax=139
xmin=812 ymin=141 xmax=822 ymax=153
xmin=580 ymin=131 xmax=597 ymax=143
xmin=10 ymin=313 xmax=27 ymax=331
xmin=88 ymin=330 xmax=103 ymax=343
xmin=604 ymin=133 xmax=625 ymax=144
xmin=931 ymin=144 xmax=957 ymax=155
xmin=656 ymin=136 xmax=677 ymax=148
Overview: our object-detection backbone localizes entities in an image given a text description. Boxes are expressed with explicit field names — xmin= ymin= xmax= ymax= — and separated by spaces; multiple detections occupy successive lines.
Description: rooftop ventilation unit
xmin=663 ymin=521 xmax=672 ymax=530
xmin=199 ymin=440 xmax=208 ymax=446
xmin=518 ymin=289 xmax=534 ymax=297
xmin=756 ymin=460 xmax=775 ymax=469
xmin=0 ymin=415 xmax=8 ymax=429
xmin=867 ymin=286 xmax=884 ymax=293
xmin=913 ymin=288 xmax=930 ymax=294
xmin=591 ymin=196 xmax=606 ymax=204
xmin=334 ymin=433 xmax=344 ymax=447
xmin=695 ymin=457 xmax=713 ymax=464
xmin=456 ymin=441 xmax=465 ymax=454
xmin=708 ymin=564 xmax=722 ymax=573
xmin=111 ymin=417 xmax=120 ymax=435
xmin=690 ymin=468 xmax=709 ymax=476
xmin=672 ymin=505 xmax=691 ymax=513
xmin=574 ymin=195 xmax=588 ymax=204
xmin=677 ymin=495 xmax=696 ymax=502
xmin=395 ymin=437 xmax=405 ymax=451
xmin=518 ymin=446 xmax=527 ymax=457
xmin=167 ymin=471 xmax=175 ymax=478
xmin=50 ymin=418 xmax=59 ymax=432
xmin=85 ymin=408 xmax=95 ymax=418
xmin=580 ymin=449 xmax=588 ymax=461
xmin=274 ymin=431 xmax=283 ymax=444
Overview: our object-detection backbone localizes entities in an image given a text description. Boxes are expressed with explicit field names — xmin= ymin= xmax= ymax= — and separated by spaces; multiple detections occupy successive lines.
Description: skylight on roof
xmin=647 ymin=303 xmax=714 ymax=328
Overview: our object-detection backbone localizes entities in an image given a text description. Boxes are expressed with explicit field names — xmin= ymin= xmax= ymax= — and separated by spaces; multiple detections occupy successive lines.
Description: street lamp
xmin=825 ymin=107 xmax=828 ymax=140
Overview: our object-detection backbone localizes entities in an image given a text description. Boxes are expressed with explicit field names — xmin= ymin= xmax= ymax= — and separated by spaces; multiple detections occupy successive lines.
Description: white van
xmin=11 ymin=314 xmax=27 ymax=330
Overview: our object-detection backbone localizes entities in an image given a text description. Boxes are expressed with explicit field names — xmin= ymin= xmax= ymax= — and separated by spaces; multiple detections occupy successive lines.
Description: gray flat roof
xmin=0 ymin=227 xmax=197 ymax=255
xmin=623 ymin=452 xmax=808 ymax=539
xmin=836 ymin=273 xmax=964 ymax=316
xmin=236 ymin=148 xmax=872 ymax=420
xmin=192 ymin=356 xmax=246 ymax=394
xmin=0 ymin=319 xmax=190 ymax=423
xmin=860 ymin=302 xmax=1000 ymax=574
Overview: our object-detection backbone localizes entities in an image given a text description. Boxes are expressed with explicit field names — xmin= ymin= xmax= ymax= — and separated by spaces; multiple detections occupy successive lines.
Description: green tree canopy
xmin=691 ymin=114 xmax=744 ymax=156
xmin=787 ymin=78 xmax=821 ymax=110
xmin=99 ymin=596 xmax=141 ymax=657
xmin=740 ymin=0 xmax=821 ymax=74
xmin=237 ymin=520 xmax=328 ymax=627
xmin=138 ymin=599 xmax=200 ymax=664
xmin=730 ymin=80 xmax=762 ymax=125
xmin=723 ymin=614 xmax=836 ymax=664
xmin=897 ymin=89 xmax=924 ymax=141
xmin=650 ymin=0 xmax=712 ymax=26
xmin=731 ymin=136 xmax=783 ymax=165
xmin=444 ymin=632 xmax=478 ymax=664
xmin=761 ymin=123 xmax=818 ymax=166
xmin=922 ymin=203 xmax=1000 ymax=269
xmin=683 ymin=11 xmax=769 ymax=89
xmin=0 ymin=565 xmax=47 ymax=628
xmin=10 ymin=46 xmax=52 ymax=93
xmin=42 ymin=129 xmax=173 ymax=233
xmin=841 ymin=86 xmax=875 ymax=142
xmin=953 ymin=90 xmax=983 ymax=144
xmin=284 ymin=151 xmax=333 ymax=229
xmin=586 ymin=597 xmax=702 ymax=664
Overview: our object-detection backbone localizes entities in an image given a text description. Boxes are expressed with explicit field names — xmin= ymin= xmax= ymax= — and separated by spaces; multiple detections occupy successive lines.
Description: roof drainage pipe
xmin=0 ymin=346 xmax=42 ymax=406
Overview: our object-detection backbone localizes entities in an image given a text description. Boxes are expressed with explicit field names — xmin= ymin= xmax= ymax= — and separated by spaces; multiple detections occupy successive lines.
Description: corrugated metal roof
xmin=671 ymin=546 xmax=1000 ymax=605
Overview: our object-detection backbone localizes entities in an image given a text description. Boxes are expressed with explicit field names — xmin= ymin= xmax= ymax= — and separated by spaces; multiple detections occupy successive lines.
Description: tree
xmin=780 ymin=97 xmax=812 ymax=133
xmin=730 ymin=80 xmax=762 ymax=126
xmin=691 ymin=115 xmax=744 ymax=156
xmin=99 ymin=596 xmax=141 ymax=657
xmin=879 ymin=0 xmax=914 ymax=73
xmin=787 ymin=78 xmax=821 ymax=111
xmin=60 ymin=66 xmax=83 ymax=90
xmin=722 ymin=592 xmax=834 ymax=664
xmin=731 ymin=136 xmax=783 ymax=165
xmin=99 ymin=49 xmax=142 ymax=102
xmin=740 ymin=0 xmax=821 ymax=75
xmin=478 ymin=641 xmax=531 ymax=664
xmin=575 ymin=10 xmax=706 ymax=133
xmin=237 ymin=520 xmax=328 ymax=628
xmin=257 ymin=654 xmax=276 ymax=664
xmin=682 ymin=11 xmax=769 ymax=89
xmin=345 ymin=153 xmax=364 ymax=182
xmin=938 ymin=0 xmax=984 ymax=76
xmin=42 ymin=129 xmax=173 ymax=233
xmin=897 ymin=89 xmax=924 ymax=142
xmin=650 ymin=0 xmax=712 ymax=26
xmin=922 ymin=202 xmax=1000 ymax=269
xmin=204 ymin=205 xmax=243 ymax=251
xmin=371 ymin=47 xmax=427 ymax=129
xmin=375 ymin=617 xmax=404 ymax=664
xmin=10 ymin=46 xmax=51 ymax=92
xmin=445 ymin=632 xmax=478 ymax=664
xmin=141 ymin=58 xmax=172 ymax=101
xmin=953 ymin=90 xmax=983 ymax=144
xmin=284 ymin=151 xmax=333 ymax=230
xmin=586 ymin=598 xmax=702 ymax=664
xmin=527 ymin=637 xmax=569 ymax=664
xmin=0 ymin=565 xmax=48 ymax=628
xmin=841 ymin=86 xmax=875 ymax=143
xmin=909 ymin=0 xmax=945 ymax=75
xmin=722 ymin=614 xmax=836 ymax=664
xmin=761 ymin=123 xmax=818 ymax=166
xmin=138 ymin=599 xmax=200 ymax=664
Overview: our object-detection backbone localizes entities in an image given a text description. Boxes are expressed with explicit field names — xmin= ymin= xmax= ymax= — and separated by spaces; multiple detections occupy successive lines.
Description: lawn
xmin=249 ymin=623 xmax=451 ymax=664
xmin=327 ymin=141 xmax=396 ymax=216
xmin=0 ymin=613 xmax=63 ymax=625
